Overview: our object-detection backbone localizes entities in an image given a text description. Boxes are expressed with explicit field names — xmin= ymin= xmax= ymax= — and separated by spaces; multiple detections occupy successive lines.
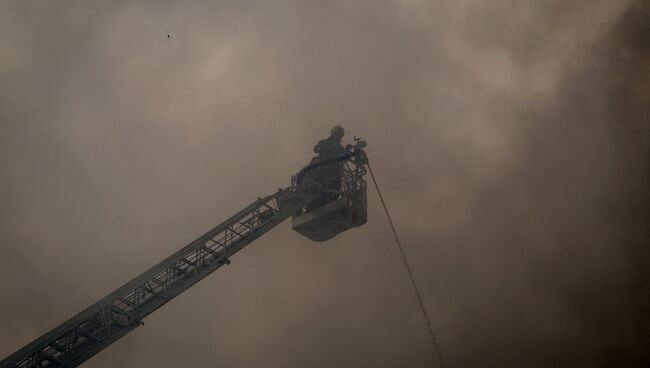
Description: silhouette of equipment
xmin=0 ymin=130 xmax=444 ymax=368
xmin=0 ymin=132 xmax=370 ymax=368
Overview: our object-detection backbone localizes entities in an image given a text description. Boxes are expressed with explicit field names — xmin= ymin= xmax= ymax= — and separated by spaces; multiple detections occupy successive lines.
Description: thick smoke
xmin=0 ymin=1 xmax=648 ymax=367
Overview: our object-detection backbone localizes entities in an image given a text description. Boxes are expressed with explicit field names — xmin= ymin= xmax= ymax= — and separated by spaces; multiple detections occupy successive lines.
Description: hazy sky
xmin=1 ymin=1 xmax=648 ymax=367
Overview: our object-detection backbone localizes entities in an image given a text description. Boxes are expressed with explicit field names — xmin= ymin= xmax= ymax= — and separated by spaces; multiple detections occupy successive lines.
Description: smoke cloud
xmin=1 ymin=1 xmax=648 ymax=367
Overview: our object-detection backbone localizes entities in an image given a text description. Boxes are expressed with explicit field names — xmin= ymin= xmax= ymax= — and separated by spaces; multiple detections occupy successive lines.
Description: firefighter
xmin=314 ymin=125 xmax=346 ymax=161
xmin=308 ymin=125 xmax=346 ymax=208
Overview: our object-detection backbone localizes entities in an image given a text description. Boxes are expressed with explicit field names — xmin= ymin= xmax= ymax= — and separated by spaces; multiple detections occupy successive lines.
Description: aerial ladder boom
xmin=1 ymin=141 xmax=368 ymax=368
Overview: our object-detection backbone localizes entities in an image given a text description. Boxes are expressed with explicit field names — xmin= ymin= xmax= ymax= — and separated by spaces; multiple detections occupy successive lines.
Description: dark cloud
xmin=1 ymin=1 xmax=648 ymax=367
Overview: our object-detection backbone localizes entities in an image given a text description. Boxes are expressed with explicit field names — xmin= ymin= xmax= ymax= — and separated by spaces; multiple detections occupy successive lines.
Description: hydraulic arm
xmin=1 ymin=143 xmax=368 ymax=368
xmin=0 ymin=185 xmax=319 ymax=368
